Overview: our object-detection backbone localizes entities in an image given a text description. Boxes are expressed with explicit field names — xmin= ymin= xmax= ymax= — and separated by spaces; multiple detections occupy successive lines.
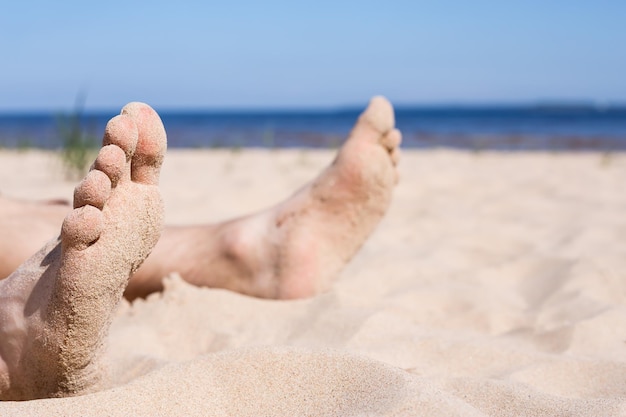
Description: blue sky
xmin=1 ymin=1 xmax=624 ymax=111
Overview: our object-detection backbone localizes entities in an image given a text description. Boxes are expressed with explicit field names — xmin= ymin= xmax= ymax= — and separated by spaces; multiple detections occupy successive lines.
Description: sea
xmin=1 ymin=105 xmax=625 ymax=151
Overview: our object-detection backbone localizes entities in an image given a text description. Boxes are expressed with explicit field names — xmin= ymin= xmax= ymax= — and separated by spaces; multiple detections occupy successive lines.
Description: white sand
xmin=1 ymin=148 xmax=626 ymax=416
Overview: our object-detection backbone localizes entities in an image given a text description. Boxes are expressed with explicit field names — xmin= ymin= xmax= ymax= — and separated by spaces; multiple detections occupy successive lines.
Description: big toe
xmin=121 ymin=102 xmax=167 ymax=185
xmin=359 ymin=96 xmax=395 ymax=135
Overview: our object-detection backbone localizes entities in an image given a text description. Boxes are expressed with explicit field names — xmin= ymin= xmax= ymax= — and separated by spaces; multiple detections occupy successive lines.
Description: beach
xmin=1 ymin=148 xmax=626 ymax=416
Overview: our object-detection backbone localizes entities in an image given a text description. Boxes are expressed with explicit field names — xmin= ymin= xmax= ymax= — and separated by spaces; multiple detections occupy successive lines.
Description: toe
xmin=390 ymin=147 xmax=401 ymax=166
xmin=73 ymin=170 xmax=112 ymax=209
xmin=381 ymin=128 xmax=402 ymax=152
xmin=348 ymin=97 xmax=395 ymax=146
xmin=359 ymin=96 xmax=395 ymax=135
xmin=121 ymin=102 xmax=167 ymax=185
xmin=102 ymin=115 xmax=138 ymax=161
xmin=93 ymin=145 xmax=127 ymax=186
xmin=61 ymin=205 xmax=104 ymax=251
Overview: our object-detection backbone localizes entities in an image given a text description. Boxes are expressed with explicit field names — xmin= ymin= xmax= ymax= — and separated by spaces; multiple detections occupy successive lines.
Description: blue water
xmin=1 ymin=105 xmax=625 ymax=150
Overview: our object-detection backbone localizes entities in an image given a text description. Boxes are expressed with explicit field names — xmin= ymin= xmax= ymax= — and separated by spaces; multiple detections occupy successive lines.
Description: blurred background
xmin=1 ymin=0 xmax=625 ymax=150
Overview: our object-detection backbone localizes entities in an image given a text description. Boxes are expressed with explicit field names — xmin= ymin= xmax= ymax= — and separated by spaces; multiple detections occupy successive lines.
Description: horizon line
xmin=0 ymin=100 xmax=625 ymax=115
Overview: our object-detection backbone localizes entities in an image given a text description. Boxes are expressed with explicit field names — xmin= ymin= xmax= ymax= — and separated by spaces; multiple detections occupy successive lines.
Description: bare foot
xmin=129 ymin=96 xmax=400 ymax=299
xmin=0 ymin=103 xmax=166 ymax=400
xmin=0 ymin=97 xmax=399 ymax=301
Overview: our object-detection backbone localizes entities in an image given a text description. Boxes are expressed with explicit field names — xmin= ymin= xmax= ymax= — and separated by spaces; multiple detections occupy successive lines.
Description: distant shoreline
xmin=0 ymin=107 xmax=625 ymax=150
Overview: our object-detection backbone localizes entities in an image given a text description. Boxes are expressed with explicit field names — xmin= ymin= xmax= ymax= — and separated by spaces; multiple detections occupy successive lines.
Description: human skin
xmin=0 ymin=102 xmax=166 ymax=400
xmin=0 ymin=97 xmax=401 ymax=301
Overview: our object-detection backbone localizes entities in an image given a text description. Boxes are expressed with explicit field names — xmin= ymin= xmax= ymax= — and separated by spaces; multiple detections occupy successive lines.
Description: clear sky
xmin=1 ymin=1 xmax=624 ymax=111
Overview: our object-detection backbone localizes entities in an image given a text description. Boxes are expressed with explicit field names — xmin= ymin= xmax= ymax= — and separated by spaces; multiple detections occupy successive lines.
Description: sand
xmin=1 ymin=148 xmax=626 ymax=416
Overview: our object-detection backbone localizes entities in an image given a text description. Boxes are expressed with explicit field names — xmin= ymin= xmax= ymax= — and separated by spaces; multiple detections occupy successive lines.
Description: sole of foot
xmin=151 ymin=96 xmax=401 ymax=300
xmin=0 ymin=102 xmax=166 ymax=400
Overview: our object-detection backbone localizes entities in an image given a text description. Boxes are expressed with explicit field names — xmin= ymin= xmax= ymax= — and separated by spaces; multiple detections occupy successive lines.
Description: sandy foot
xmin=130 ymin=96 xmax=401 ymax=299
xmin=0 ymin=103 xmax=166 ymax=400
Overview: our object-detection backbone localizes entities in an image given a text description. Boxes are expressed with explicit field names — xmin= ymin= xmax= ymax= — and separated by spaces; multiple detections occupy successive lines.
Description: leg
xmin=128 ymin=96 xmax=400 ymax=299
xmin=0 ymin=103 xmax=166 ymax=400
xmin=0 ymin=198 xmax=70 ymax=279
xmin=0 ymin=96 xmax=399 ymax=300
